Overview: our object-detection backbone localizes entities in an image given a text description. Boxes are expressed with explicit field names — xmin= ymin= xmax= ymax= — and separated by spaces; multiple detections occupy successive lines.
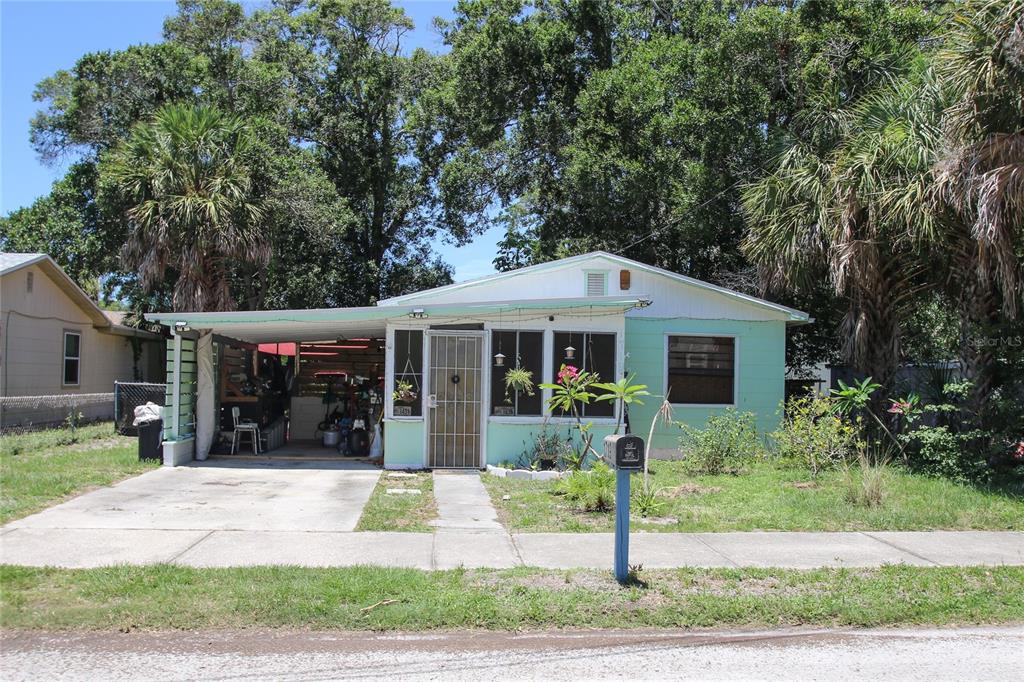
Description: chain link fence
xmin=114 ymin=382 xmax=167 ymax=436
xmin=0 ymin=393 xmax=116 ymax=434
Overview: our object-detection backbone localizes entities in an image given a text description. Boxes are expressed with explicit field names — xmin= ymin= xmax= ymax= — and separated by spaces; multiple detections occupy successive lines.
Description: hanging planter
xmin=393 ymin=379 xmax=418 ymax=404
xmin=503 ymin=366 xmax=535 ymax=403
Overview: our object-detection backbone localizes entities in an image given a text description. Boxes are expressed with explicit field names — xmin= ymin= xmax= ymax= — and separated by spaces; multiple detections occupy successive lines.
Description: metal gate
xmin=427 ymin=333 xmax=483 ymax=468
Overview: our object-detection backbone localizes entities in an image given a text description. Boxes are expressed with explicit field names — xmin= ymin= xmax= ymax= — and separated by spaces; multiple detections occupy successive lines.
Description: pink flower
xmin=1014 ymin=441 xmax=1024 ymax=461
xmin=557 ymin=364 xmax=580 ymax=385
xmin=888 ymin=400 xmax=912 ymax=415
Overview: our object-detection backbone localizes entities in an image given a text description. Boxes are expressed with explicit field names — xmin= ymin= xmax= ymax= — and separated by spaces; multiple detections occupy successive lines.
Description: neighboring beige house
xmin=0 ymin=253 xmax=164 ymax=428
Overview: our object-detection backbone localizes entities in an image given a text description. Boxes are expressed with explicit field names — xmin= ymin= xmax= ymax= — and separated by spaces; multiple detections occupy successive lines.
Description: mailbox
xmin=604 ymin=434 xmax=645 ymax=470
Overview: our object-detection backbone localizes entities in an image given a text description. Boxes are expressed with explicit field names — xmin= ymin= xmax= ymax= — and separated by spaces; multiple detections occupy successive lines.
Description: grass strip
xmin=355 ymin=472 xmax=437 ymax=532
xmin=1 ymin=423 xmax=159 ymax=524
xmin=483 ymin=460 xmax=1024 ymax=533
xmin=2 ymin=564 xmax=1022 ymax=631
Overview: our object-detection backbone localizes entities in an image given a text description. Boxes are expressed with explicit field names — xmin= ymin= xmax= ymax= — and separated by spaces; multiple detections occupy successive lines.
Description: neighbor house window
xmin=552 ymin=332 xmax=616 ymax=417
xmin=667 ymin=335 xmax=735 ymax=405
xmin=490 ymin=331 xmax=543 ymax=416
xmin=63 ymin=331 xmax=81 ymax=386
xmin=393 ymin=329 xmax=423 ymax=417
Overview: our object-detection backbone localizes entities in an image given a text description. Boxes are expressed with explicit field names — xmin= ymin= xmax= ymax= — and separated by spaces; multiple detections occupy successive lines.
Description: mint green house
xmin=149 ymin=252 xmax=808 ymax=467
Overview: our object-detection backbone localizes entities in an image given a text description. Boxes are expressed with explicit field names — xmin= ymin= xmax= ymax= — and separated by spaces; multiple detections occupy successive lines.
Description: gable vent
xmin=585 ymin=271 xmax=607 ymax=297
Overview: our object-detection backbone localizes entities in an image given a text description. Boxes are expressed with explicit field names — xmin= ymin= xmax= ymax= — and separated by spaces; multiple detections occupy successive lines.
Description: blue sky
xmin=0 ymin=0 xmax=500 ymax=280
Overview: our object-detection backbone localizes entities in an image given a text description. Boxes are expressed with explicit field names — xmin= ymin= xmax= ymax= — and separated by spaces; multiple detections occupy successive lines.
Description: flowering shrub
xmin=771 ymin=393 xmax=857 ymax=477
xmin=539 ymin=364 xmax=600 ymax=464
xmin=679 ymin=409 xmax=761 ymax=475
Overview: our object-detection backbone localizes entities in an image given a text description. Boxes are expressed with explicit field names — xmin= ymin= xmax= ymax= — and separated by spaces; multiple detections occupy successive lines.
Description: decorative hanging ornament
xmin=564 ymin=345 xmax=576 ymax=361
xmin=494 ymin=352 xmax=506 ymax=367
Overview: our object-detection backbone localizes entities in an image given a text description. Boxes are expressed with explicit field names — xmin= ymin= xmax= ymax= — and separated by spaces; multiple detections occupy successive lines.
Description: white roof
xmin=0 ymin=252 xmax=47 ymax=276
xmin=380 ymin=251 xmax=809 ymax=322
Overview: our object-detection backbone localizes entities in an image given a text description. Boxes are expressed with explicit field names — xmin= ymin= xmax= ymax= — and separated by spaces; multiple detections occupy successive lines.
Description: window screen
xmin=491 ymin=331 xmax=543 ymax=416
xmin=552 ymin=332 xmax=616 ymax=417
xmin=63 ymin=331 xmax=81 ymax=385
xmin=393 ymin=330 xmax=423 ymax=416
xmin=667 ymin=335 xmax=735 ymax=404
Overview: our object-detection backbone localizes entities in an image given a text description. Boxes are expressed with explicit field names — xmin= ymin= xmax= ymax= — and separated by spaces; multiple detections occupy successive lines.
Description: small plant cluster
xmin=554 ymin=461 xmax=616 ymax=511
xmin=771 ymin=393 xmax=857 ymax=478
xmin=678 ymin=409 xmax=761 ymax=475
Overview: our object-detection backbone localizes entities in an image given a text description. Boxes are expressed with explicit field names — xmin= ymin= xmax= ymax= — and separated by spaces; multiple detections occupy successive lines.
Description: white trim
xmin=171 ymin=331 xmax=182 ymax=437
xmin=486 ymin=328 xmax=545 ymax=419
xmin=61 ymin=329 xmax=82 ymax=387
xmin=385 ymin=326 xmax=425 ymax=423
xmin=550 ymin=329 xmax=619 ymax=421
xmin=663 ymin=332 xmax=739 ymax=408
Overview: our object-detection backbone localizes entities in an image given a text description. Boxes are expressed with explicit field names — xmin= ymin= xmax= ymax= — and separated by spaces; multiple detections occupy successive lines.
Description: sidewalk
xmin=2 ymin=528 xmax=1021 ymax=569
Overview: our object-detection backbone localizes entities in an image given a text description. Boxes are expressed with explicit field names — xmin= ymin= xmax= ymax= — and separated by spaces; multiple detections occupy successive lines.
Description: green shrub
xmin=771 ymin=393 xmax=856 ymax=477
xmin=554 ymin=461 xmax=615 ymax=511
xmin=631 ymin=481 xmax=666 ymax=517
xmin=678 ymin=409 xmax=761 ymax=475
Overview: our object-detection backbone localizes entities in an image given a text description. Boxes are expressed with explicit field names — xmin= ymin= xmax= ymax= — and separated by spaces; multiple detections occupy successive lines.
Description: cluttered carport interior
xmin=211 ymin=336 xmax=386 ymax=460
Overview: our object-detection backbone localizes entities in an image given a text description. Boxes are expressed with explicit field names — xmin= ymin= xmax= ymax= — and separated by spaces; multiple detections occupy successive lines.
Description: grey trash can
xmin=138 ymin=420 xmax=163 ymax=461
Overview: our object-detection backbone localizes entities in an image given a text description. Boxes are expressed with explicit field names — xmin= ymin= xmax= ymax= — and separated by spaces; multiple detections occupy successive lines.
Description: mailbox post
xmin=604 ymin=434 xmax=645 ymax=583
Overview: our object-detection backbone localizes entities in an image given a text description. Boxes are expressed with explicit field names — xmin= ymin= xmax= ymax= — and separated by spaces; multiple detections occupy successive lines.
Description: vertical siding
xmin=164 ymin=336 xmax=197 ymax=440
xmin=625 ymin=318 xmax=787 ymax=454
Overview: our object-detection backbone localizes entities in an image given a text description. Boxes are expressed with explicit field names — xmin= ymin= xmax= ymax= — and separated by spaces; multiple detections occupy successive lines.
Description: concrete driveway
xmin=1 ymin=460 xmax=381 ymax=567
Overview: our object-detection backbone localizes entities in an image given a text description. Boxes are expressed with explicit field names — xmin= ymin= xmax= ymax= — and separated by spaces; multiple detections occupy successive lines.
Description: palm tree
xmin=930 ymin=0 xmax=1024 ymax=401
xmin=105 ymin=104 xmax=266 ymax=312
xmin=742 ymin=61 xmax=940 ymax=394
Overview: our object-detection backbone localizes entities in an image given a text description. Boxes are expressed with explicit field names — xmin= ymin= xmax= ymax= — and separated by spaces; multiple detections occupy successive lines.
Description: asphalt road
xmin=2 ymin=626 xmax=1022 ymax=681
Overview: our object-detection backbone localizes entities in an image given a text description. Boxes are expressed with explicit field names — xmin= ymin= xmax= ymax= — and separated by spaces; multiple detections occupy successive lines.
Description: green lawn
xmin=483 ymin=459 xmax=1024 ymax=533
xmin=0 ymin=423 xmax=159 ymax=524
xmin=2 ymin=564 xmax=1021 ymax=630
xmin=355 ymin=472 xmax=437 ymax=532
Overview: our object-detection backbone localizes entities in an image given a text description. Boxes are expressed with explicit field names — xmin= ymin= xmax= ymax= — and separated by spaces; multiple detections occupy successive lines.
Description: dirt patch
xmin=666 ymin=483 xmax=722 ymax=497
xmin=470 ymin=569 xmax=617 ymax=593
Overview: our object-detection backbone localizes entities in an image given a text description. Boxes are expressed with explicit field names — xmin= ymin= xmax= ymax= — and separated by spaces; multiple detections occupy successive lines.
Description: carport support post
xmin=170 ymin=330 xmax=181 ymax=438
xmin=614 ymin=468 xmax=630 ymax=583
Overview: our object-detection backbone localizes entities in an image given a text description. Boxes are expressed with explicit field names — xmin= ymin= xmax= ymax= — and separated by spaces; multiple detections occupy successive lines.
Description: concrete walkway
xmin=2 ymin=465 xmax=1022 ymax=570
xmin=2 ymin=527 xmax=1021 ymax=569
xmin=430 ymin=471 xmax=504 ymax=531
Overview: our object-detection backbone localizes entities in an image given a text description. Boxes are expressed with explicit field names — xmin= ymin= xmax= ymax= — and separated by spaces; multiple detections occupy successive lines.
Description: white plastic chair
xmin=231 ymin=406 xmax=261 ymax=455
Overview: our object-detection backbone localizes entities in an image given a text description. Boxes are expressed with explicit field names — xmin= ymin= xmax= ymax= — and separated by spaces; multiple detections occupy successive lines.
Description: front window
xmin=551 ymin=332 xmax=615 ymax=417
xmin=392 ymin=330 xmax=423 ymax=417
xmin=667 ymin=335 xmax=735 ymax=404
xmin=63 ymin=331 xmax=81 ymax=386
xmin=490 ymin=330 xmax=543 ymax=416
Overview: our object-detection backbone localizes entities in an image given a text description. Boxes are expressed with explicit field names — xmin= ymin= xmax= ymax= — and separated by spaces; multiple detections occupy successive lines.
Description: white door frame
xmin=424 ymin=330 xmax=487 ymax=468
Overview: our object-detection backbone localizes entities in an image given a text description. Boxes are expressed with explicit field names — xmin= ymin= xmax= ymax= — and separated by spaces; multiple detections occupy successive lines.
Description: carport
xmin=146 ymin=296 xmax=641 ymax=468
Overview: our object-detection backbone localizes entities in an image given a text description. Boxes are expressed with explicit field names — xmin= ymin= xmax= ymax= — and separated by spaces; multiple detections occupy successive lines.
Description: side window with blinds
xmin=667 ymin=335 xmax=735 ymax=405
xmin=393 ymin=330 xmax=423 ymax=417
xmin=551 ymin=331 xmax=616 ymax=418
xmin=490 ymin=331 xmax=543 ymax=416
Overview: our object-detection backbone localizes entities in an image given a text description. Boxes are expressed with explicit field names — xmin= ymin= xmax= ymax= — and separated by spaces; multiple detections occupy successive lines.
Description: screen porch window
xmin=393 ymin=330 xmax=423 ymax=417
xmin=551 ymin=332 xmax=615 ymax=418
xmin=63 ymin=331 xmax=81 ymax=386
xmin=490 ymin=331 xmax=543 ymax=416
xmin=667 ymin=335 xmax=735 ymax=404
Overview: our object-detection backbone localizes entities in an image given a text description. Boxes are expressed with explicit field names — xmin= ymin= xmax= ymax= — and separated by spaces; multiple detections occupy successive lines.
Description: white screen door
xmin=428 ymin=333 xmax=483 ymax=468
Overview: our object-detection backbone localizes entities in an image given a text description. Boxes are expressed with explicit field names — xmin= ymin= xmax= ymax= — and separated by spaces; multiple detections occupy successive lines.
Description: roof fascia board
xmin=145 ymin=296 xmax=642 ymax=328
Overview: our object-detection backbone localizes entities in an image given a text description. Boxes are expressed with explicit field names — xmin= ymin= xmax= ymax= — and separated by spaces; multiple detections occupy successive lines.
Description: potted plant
xmin=504 ymin=366 xmax=535 ymax=403
xmin=393 ymin=379 xmax=418 ymax=404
